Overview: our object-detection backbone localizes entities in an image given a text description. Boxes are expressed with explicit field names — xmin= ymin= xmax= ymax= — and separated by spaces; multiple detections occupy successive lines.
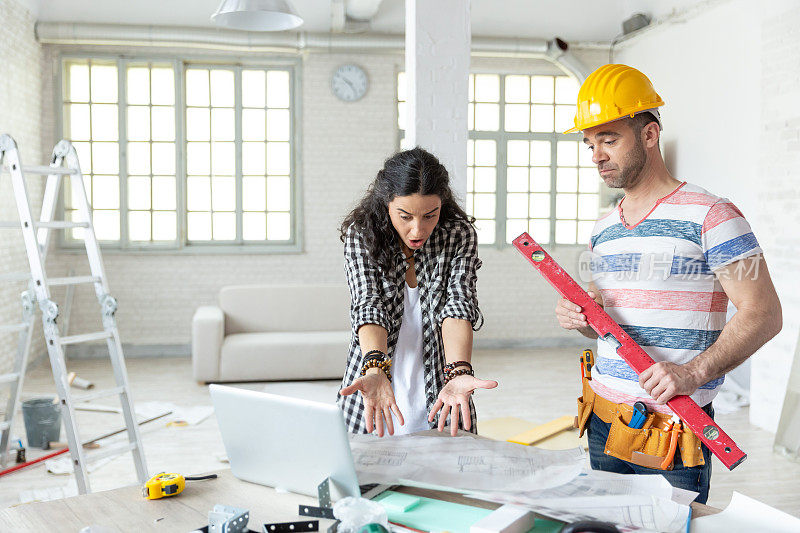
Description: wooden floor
xmin=2 ymin=347 xmax=799 ymax=516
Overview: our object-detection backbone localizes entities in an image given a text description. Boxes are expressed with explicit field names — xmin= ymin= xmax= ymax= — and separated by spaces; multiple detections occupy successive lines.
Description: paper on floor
xmin=349 ymin=433 xmax=584 ymax=492
xmin=46 ymin=454 xmax=114 ymax=475
xmin=19 ymin=479 xmax=78 ymax=503
xmin=691 ymin=491 xmax=800 ymax=532
xmin=134 ymin=401 xmax=213 ymax=426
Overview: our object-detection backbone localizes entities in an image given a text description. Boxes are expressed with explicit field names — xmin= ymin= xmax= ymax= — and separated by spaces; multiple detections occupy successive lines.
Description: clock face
xmin=331 ymin=64 xmax=368 ymax=102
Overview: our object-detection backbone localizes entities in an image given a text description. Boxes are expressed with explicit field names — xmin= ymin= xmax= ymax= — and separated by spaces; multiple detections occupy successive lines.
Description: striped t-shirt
xmin=587 ymin=182 xmax=762 ymax=412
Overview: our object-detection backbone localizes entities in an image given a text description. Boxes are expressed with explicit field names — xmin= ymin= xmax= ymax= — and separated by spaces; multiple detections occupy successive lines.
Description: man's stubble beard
xmin=604 ymin=138 xmax=646 ymax=189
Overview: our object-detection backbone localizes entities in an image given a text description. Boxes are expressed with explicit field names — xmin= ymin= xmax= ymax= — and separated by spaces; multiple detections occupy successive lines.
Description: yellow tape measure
xmin=142 ymin=472 xmax=217 ymax=499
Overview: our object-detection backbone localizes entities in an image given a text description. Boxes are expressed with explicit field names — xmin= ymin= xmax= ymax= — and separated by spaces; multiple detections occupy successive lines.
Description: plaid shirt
xmin=337 ymin=219 xmax=484 ymax=434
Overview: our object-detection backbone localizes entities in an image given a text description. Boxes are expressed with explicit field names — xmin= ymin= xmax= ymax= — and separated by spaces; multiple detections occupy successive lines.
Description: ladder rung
xmin=36 ymin=221 xmax=89 ymax=229
xmin=0 ymin=372 xmax=20 ymax=385
xmin=48 ymin=276 xmax=101 ymax=287
xmin=21 ymin=165 xmax=79 ymax=176
xmin=71 ymin=386 xmax=124 ymax=404
xmin=0 ymin=272 xmax=30 ymax=283
xmin=87 ymin=441 xmax=137 ymax=463
xmin=0 ymin=323 xmax=28 ymax=333
xmin=59 ymin=331 xmax=112 ymax=345
xmin=0 ymin=222 xmax=21 ymax=229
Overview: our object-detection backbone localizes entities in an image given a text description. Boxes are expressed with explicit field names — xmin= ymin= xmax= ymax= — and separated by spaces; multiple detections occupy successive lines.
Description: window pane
xmin=92 ymin=142 xmax=118 ymax=174
xmin=466 ymin=167 xmax=474 ymax=193
xmin=506 ymin=218 xmax=528 ymax=243
xmin=127 ymin=142 xmax=150 ymax=175
xmin=93 ymin=210 xmax=120 ymax=240
xmin=579 ymin=168 xmax=600 ymax=193
xmin=212 ymin=212 xmax=236 ymax=240
xmin=474 ymin=74 xmax=499 ymax=102
xmin=129 ymin=211 xmax=151 ymax=241
xmin=474 ymin=103 xmax=499 ymax=131
xmin=73 ymin=142 xmax=92 ymax=174
xmin=211 ymin=108 xmax=235 ymax=141
xmin=530 ymin=168 xmax=551 ymax=192
xmin=474 ymin=140 xmax=495 ymax=167
xmin=555 ymin=76 xmax=579 ymax=105
xmin=507 ymin=140 xmax=529 ymax=166
xmin=267 ymin=176 xmax=290 ymax=211
xmin=151 ymin=107 xmax=175 ymax=141
xmin=212 ymin=177 xmax=236 ymax=211
xmin=507 ymin=193 xmax=528 ymax=218
xmin=504 ymin=75 xmax=530 ymax=103
xmin=398 ymin=101 xmax=407 ymax=131
xmin=186 ymin=142 xmax=210 ymax=175
xmin=267 ymin=212 xmax=291 ymax=240
xmin=266 ymin=71 xmax=290 ymax=108
xmin=243 ymin=212 xmax=267 ymax=240
xmin=557 ymin=168 xmax=578 ymax=192
xmin=506 ymin=167 xmax=528 ymax=193
xmin=90 ymin=64 xmax=118 ymax=103
xmin=555 ymin=105 xmax=576 ymax=133
xmin=187 ymin=176 xmax=211 ymax=211
xmin=266 ymin=142 xmax=290 ymax=175
xmin=243 ymin=109 xmax=266 ymax=141
xmin=530 ymin=219 xmax=550 ymax=243
xmin=243 ymin=177 xmax=267 ymax=211
xmin=186 ymin=69 xmax=209 ymax=107
xmin=555 ymin=219 xmax=577 ymax=244
xmin=187 ymin=211 xmax=211 ymax=240
xmin=504 ymin=104 xmax=530 ymax=132
xmin=530 ymin=141 xmax=551 ymax=166
xmin=466 ymin=140 xmax=474 ymax=166
xmin=92 ymin=175 xmax=119 ymax=209
xmin=91 ymin=104 xmax=118 ymax=141
xmin=152 ymin=176 xmax=176 ymax=210
xmin=210 ymin=70 xmax=234 ymax=107
xmin=243 ymin=142 xmax=266 ymax=175
xmin=556 ymin=193 xmax=578 ymax=218
xmin=127 ymin=106 xmax=150 ymax=141
xmin=530 ymin=193 xmax=550 ymax=219
xmin=531 ymin=105 xmax=554 ymax=132
xmin=266 ymin=109 xmax=291 ymax=141
xmin=127 ymin=67 xmax=150 ymax=105
xmin=474 ymin=219 xmax=495 ymax=245
xmin=468 ymin=74 xmax=474 ymax=102
xmin=68 ymin=104 xmax=91 ymax=140
xmin=152 ymin=211 xmax=177 ymax=241
xmin=467 ymin=103 xmax=474 ymax=130
xmin=578 ymin=193 xmax=599 ymax=220
xmin=186 ymin=108 xmax=210 ymax=141
xmin=557 ymin=141 xmax=579 ymax=166
xmin=579 ymin=144 xmax=594 ymax=167
xmin=473 ymin=193 xmax=495 ymax=218
xmin=212 ymin=142 xmax=235 ymax=176
xmin=474 ymin=167 xmax=496 ymax=193
xmin=68 ymin=63 xmax=90 ymax=102
xmin=577 ymin=221 xmax=594 ymax=244
xmin=128 ymin=176 xmax=151 ymax=210
xmin=531 ymin=76 xmax=554 ymax=103
xmin=152 ymin=142 xmax=175 ymax=175
xmin=243 ymin=70 xmax=266 ymax=107
xmin=151 ymin=67 xmax=175 ymax=105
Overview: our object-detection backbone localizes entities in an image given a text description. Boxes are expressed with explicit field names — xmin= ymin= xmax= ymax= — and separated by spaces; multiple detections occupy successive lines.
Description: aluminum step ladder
xmin=0 ymin=134 xmax=148 ymax=493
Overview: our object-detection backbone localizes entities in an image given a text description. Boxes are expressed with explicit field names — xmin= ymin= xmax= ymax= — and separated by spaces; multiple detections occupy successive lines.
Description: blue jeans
xmin=586 ymin=405 xmax=713 ymax=504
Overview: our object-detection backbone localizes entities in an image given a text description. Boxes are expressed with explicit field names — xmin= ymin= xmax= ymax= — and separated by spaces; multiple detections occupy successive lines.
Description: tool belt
xmin=575 ymin=376 xmax=705 ymax=469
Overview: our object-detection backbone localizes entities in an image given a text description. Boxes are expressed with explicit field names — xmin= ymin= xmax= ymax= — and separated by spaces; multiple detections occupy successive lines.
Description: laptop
xmin=209 ymin=384 xmax=361 ymax=500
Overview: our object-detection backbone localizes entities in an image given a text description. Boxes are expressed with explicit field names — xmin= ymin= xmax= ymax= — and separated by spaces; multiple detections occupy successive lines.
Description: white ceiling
xmin=23 ymin=0 xmax=704 ymax=43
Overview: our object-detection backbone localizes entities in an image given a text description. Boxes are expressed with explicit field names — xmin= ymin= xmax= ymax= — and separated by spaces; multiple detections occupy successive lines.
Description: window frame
xmin=56 ymin=52 xmax=304 ymax=254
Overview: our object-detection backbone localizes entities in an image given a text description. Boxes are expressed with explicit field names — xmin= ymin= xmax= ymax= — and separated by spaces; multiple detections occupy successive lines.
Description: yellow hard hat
xmin=564 ymin=64 xmax=664 ymax=134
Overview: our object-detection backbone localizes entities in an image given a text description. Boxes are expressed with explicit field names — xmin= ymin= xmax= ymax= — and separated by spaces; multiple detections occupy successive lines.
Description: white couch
xmin=192 ymin=285 xmax=351 ymax=382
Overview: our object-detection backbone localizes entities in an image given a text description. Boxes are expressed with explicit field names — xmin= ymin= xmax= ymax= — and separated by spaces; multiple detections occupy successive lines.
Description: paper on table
xmin=691 ymin=491 xmax=800 ymax=533
xmin=349 ymin=433 xmax=584 ymax=492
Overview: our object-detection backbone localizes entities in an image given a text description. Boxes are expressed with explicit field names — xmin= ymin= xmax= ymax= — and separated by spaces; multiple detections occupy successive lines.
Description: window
xmin=397 ymin=72 xmax=600 ymax=246
xmin=61 ymin=57 xmax=297 ymax=249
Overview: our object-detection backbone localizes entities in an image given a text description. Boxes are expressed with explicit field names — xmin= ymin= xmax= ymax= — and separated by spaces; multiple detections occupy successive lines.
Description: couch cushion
xmin=219 ymin=331 xmax=349 ymax=382
xmin=220 ymin=284 xmax=351 ymax=334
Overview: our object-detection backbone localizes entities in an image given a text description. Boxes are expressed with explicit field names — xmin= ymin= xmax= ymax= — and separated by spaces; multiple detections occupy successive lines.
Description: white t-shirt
xmin=391 ymin=283 xmax=429 ymax=435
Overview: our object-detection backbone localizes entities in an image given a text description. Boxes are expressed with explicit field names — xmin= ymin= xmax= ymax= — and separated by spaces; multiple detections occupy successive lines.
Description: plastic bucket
xmin=21 ymin=397 xmax=62 ymax=448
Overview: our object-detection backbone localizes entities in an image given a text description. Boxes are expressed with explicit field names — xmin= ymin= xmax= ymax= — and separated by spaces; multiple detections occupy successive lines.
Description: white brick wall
xmin=615 ymin=0 xmax=800 ymax=432
xmin=0 ymin=0 xmax=45 ymax=374
xmin=35 ymin=43 xmax=605 ymax=355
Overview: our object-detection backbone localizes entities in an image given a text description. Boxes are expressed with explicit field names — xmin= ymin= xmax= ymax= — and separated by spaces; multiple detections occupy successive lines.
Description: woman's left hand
xmin=427 ymin=375 xmax=498 ymax=436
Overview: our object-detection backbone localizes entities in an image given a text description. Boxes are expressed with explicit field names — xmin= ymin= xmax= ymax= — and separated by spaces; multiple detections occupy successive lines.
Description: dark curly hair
xmin=340 ymin=147 xmax=475 ymax=271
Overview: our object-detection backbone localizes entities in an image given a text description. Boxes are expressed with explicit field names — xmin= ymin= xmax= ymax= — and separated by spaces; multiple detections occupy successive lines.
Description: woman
xmin=338 ymin=147 xmax=497 ymax=437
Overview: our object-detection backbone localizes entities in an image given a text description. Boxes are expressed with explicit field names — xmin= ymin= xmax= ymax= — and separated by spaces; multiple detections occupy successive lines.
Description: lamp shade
xmin=211 ymin=0 xmax=303 ymax=31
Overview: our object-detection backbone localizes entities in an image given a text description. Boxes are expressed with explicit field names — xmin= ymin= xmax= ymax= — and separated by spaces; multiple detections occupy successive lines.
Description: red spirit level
xmin=512 ymin=233 xmax=746 ymax=471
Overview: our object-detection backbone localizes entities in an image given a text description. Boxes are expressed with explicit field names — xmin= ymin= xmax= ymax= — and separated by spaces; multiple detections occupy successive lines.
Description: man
xmin=555 ymin=64 xmax=782 ymax=503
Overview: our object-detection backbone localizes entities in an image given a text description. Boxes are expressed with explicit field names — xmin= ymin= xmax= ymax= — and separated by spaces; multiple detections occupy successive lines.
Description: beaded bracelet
xmin=444 ymin=360 xmax=472 ymax=373
xmin=361 ymin=357 xmax=392 ymax=382
xmin=443 ymin=367 xmax=474 ymax=385
xmin=362 ymin=350 xmax=387 ymax=367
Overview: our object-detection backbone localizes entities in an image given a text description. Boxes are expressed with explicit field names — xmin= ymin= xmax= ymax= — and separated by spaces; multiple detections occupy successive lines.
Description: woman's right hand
xmin=340 ymin=369 xmax=405 ymax=437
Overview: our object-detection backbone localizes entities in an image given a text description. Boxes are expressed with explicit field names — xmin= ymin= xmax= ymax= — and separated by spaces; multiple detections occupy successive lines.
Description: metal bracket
xmin=100 ymin=294 xmax=118 ymax=329
xmin=39 ymin=298 xmax=59 ymax=343
xmin=262 ymin=521 xmax=319 ymax=533
xmin=317 ymin=477 xmax=331 ymax=508
xmin=20 ymin=289 xmax=35 ymax=321
xmin=298 ymin=477 xmax=335 ymax=519
xmin=208 ymin=504 xmax=250 ymax=533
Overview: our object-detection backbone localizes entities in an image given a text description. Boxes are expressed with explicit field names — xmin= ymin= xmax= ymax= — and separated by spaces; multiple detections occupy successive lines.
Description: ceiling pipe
xmin=35 ymin=22 xmax=590 ymax=81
